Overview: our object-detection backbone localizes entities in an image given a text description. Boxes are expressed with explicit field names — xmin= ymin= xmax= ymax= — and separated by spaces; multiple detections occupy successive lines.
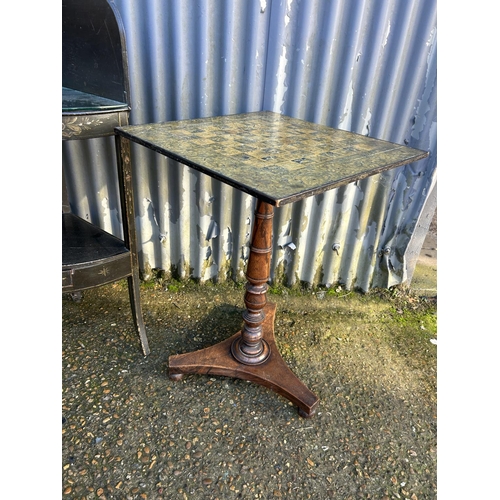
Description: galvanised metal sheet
xmin=62 ymin=0 xmax=437 ymax=291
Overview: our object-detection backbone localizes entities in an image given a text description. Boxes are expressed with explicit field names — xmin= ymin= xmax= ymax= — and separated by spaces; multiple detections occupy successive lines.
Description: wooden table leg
xmin=116 ymin=136 xmax=150 ymax=356
xmin=168 ymin=200 xmax=319 ymax=417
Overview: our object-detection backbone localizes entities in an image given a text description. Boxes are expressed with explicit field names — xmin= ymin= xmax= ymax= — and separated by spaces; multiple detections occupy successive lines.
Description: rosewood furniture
xmin=62 ymin=0 xmax=149 ymax=356
xmin=115 ymin=111 xmax=428 ymax=416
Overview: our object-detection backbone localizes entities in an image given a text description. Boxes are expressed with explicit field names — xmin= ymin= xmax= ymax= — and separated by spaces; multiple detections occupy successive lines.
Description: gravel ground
xmin=62 ymin=274 xmax=437 ymax=499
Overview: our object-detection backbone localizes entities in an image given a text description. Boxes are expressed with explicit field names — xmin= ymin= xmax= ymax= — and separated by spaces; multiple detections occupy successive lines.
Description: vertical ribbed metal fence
xmin=62 ymin=0 xmax=437 ymax=291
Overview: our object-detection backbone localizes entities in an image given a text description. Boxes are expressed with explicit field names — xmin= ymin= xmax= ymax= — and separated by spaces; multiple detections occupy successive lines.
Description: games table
xmin=115 ymin=111 xmax=428 ymax=417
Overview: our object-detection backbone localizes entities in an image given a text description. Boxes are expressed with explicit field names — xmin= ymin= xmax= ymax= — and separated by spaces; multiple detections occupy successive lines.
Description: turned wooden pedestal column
xmin=168 ymin=200 xmax=320 ymax=417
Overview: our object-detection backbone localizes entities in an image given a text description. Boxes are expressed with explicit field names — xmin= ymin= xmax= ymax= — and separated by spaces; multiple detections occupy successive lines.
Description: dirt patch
xmin=63 ymin=280 xmax=436 ymax=499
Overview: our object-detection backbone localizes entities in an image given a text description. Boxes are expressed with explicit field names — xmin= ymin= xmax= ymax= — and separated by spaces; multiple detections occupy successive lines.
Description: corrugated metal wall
xmin=62 ymin=0 xmax=437 ymax=291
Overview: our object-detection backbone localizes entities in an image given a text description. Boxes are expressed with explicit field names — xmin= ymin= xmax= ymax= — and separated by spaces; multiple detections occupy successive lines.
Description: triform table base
xmin=169 ymin=199 xmax=319 ymax=418
xmin=169 ymin=302 xmax=319 ymax=418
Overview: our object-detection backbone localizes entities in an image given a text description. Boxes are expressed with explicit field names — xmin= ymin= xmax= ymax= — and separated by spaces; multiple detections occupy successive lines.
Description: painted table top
xmin=116 ymin=111 xmax=428 ymax=207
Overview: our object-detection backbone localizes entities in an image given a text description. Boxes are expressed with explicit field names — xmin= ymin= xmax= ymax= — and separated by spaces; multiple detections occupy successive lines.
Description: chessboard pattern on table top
xmin=116 ymin=111 xmax=428 ymax=206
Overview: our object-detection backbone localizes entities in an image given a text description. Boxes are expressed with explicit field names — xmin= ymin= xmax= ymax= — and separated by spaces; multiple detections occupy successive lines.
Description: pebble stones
xmin=62 ymin=282 xmax=437 ymax=499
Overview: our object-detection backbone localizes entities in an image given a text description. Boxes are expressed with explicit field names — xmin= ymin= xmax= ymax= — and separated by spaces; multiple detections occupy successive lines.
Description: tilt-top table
xmin=115 ymin=111 xmax=428 ymax=417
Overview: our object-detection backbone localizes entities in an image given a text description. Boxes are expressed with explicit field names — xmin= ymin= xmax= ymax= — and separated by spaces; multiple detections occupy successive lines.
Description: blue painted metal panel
xmin=63 ymin=0 xmax=437 ymax=290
